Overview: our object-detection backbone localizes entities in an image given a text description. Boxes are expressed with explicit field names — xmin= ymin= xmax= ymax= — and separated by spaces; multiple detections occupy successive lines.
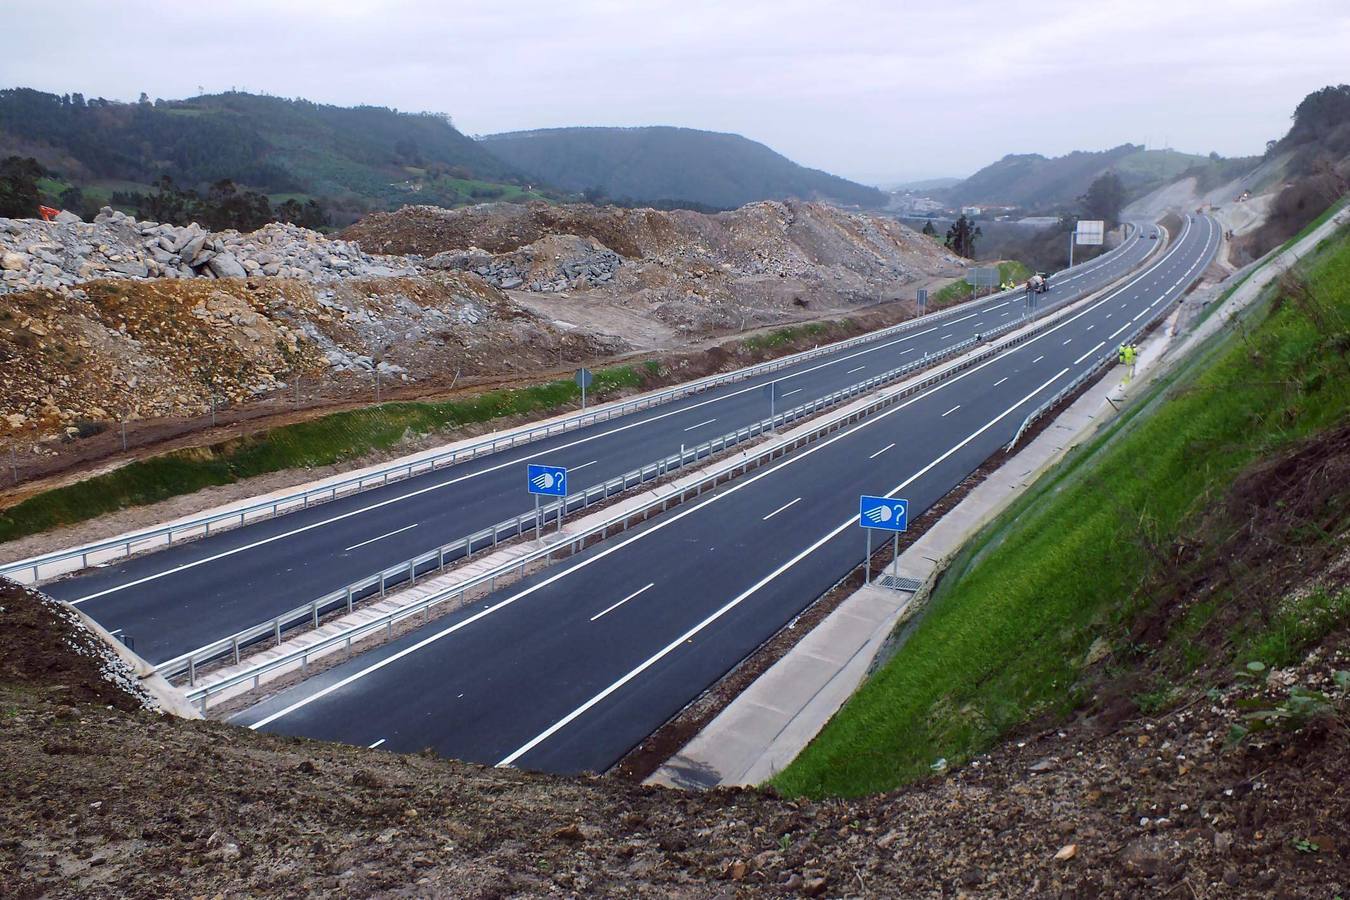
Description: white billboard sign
xmin=1075 ymin=220 xmax=1105 ymax=246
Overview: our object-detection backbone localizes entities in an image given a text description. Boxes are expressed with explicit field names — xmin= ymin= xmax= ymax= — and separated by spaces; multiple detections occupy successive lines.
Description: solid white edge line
xmin=590 ymin=583 xmax=656 ymax=622
xmin=368 ymin=738 xmax=386 ymax=748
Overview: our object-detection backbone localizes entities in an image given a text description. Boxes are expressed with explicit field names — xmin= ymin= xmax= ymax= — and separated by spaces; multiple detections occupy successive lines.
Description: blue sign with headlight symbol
xmin=527 ymin=464 xmax=568 ymax=497
xmin=859 ymin=495 xmax=908 ymax=532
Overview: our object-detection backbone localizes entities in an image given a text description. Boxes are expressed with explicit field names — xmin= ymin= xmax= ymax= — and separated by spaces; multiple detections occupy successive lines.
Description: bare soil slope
xmin=1 ymin=566 xmax=1345 ymax=897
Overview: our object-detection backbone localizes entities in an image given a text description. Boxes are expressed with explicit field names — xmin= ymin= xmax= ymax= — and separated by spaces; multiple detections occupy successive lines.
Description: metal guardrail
xmin=2 ymin=235 xmax=1142 ymax=583
xmin=160 ymin=240 xmax=1157 ymax=684
xmin=178 ymin=292 xmax=1110 ymax=708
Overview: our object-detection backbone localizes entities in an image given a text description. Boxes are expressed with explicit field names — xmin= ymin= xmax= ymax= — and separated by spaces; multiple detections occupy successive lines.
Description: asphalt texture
xmin=234 ymin=216 xmax=1220 ymax=775
xmin=45 ymin=230 xmax=1160 ymax=665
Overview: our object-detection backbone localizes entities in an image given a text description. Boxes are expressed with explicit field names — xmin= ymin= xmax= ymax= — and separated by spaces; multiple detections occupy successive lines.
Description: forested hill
xmin=478 ymin=126 xmax=887 ymax=210
xmin=0 ymin=88 xmax=542 ymax=223
xmin=943 ymin=144 xmax=1213 ymax=209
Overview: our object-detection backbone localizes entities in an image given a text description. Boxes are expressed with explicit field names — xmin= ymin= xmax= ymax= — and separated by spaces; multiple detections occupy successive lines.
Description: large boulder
xmin=53 ymin=210 xmax=83 ymax=225
xmin=207 ymin=253 xmax=247 ymax=279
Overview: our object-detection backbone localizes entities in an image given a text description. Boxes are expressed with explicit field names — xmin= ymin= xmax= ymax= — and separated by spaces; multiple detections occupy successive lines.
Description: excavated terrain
xmin=1 ymin=200 xmax=962 ymax=480
xmin=343 ymin=200 xmax=966 ymax=337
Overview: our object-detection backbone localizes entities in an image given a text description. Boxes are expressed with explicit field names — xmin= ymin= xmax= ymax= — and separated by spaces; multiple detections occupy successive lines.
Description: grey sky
xmin=6 ymin=0 xmax=1349 ymax=184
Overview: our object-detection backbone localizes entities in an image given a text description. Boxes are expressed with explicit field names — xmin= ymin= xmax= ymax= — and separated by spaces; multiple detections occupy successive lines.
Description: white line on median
xmin=344 ymin=523 xmax=418 ymax=553
xmin=762 ymin=497 xmax=803 ymax=521
xmin=846 ymin=366 xmax=866 ymax=374
xmin=868 ymin=443 xmax=895 ymax=459
xmin=683 ymin=418 xmax=717 ymax=432
xmin=590 ymin=583 xmax=656 ymax=622
xmin=942 ymin=405 xmax=961 ymax=417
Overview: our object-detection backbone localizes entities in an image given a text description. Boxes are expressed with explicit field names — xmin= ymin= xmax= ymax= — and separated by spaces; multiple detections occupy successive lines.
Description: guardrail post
xmin=274 ymin=619 xmax=281 ymax=645
xmin=232 ymin=636 xmax=240 ymax=665
xmin=311 ymin=600 xmax=319 ymax=628
xmin=346 ymin=587 xmax=353 ymax=614
xmin=379 ymin=574 xmax=386 ymax=598
xmin=188 ymin=656 xmax=196 ymax=686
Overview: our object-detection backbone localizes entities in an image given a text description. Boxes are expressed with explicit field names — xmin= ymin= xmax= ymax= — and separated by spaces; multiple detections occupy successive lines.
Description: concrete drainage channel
xmin=172 ymin=267 xmax=1162 ymax=715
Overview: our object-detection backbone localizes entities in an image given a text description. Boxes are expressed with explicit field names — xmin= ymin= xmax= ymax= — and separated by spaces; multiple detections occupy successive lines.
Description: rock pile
xmin=0 ymin=208 xmax=418 ymax=295
xmin=424 ymin=242 xmax=622 ymax=292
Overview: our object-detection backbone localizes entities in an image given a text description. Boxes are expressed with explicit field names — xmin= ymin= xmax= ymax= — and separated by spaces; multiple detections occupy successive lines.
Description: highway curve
xmin=44 ymin=231 xmax=1158 ymax=664
xmin=234 ymin=216 xmax=1220 ymax=774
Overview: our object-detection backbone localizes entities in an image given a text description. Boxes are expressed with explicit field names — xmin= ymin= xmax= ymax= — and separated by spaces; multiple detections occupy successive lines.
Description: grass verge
xmin=772 ymin=225 xmax=1350 ymax=798
xmin=0 ymin=364 xmax=651 ymax=544
xmin=929 ymin=261 xmax=1030 ymax=306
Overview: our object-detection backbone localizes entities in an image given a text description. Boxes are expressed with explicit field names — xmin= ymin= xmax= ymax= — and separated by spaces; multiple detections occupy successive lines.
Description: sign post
xmin=575 ymin=368 xmax=594 ymax=410
xmin=527 ymin=463 xmax=569 ymax=534
xmin=763 ymin=382 xmax=777 ymax=424
xmin=858 ymin=495 xmax=909 ymax=585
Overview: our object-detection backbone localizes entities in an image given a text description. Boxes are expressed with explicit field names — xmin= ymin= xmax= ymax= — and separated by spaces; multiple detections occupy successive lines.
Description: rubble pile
xmin=0 ymin=208 xmax=418 ymax=295
xmin=344 ymin=200 xmax=966 ymax=334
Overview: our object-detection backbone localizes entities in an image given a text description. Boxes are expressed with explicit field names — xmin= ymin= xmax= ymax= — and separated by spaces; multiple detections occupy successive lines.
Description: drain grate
xmin=874 ymin=574 xmax=923 ymax=592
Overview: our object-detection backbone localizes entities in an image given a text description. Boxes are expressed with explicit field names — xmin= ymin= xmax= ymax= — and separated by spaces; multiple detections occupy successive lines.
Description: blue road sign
xmin=527 ymin=463 xmax=568 ymax=497
xmin=859 ymin=495 xmax=908 ymax=532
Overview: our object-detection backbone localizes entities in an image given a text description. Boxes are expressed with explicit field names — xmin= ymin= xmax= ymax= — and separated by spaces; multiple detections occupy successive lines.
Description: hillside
xmin=944 ymin=144 xmax=1225 ymax=209
xmin=0 ymin=88 xmax=542 ymax=223
xmin=477 ymin=126 xmax=887 ymax=210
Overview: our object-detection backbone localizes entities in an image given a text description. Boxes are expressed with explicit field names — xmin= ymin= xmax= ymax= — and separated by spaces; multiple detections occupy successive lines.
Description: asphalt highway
xmin=45 ymin=229 xmax=1158 ymax=664
xmin=234 ymin=216 xmax=1220 ymax=774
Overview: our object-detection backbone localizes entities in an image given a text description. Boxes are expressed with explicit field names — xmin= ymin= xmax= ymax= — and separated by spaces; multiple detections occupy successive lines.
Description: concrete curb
xmin=72 ymin=605 xmax=201 ymax=719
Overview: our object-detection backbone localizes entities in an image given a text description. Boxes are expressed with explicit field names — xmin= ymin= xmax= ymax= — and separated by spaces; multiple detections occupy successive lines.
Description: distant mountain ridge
xmin=478 ymin=126 xmax=886 ymax=210
xmin=944 ymin=144 xmax=1213 ymax=209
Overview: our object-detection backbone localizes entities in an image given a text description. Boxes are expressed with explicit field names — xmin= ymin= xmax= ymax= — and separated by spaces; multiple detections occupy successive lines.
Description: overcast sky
xmin=6 ymin=0 xmax=1349 ymax=184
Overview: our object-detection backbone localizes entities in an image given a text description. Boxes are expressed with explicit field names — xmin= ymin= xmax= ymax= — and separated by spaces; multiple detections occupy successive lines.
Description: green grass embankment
xmin=0 ymin=364 xmax=653 ymax=544
xmin=929 ymin=261 xmax=1030 ymax=307
xmin=773 ymin=225 xmax=1350 ymax=799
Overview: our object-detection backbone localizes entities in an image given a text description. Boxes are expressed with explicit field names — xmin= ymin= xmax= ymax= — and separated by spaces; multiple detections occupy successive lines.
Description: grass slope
xmin=0 ymin=365 xmax=651 ymax=543
xmin=773 ymin=226 xmax=1350 ymax=798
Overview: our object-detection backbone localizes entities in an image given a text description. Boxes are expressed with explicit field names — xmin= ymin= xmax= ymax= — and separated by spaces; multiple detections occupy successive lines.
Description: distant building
xmin=960 ymin=206 xmax=982 ymax=218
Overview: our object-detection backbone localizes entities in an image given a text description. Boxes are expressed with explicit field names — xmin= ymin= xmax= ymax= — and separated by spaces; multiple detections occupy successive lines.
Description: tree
xmin=138 ymin=176 xmax=200 ymax=225
xmin=0 ymin=156 xmax=44 ymax=218
xmin=921 ymin=219 xmax=937 ymax=237
xmin=944 ymin=214 xmax=981 ymax=258
xmin=1080 ymin=172 xmax=1126 ymax=225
